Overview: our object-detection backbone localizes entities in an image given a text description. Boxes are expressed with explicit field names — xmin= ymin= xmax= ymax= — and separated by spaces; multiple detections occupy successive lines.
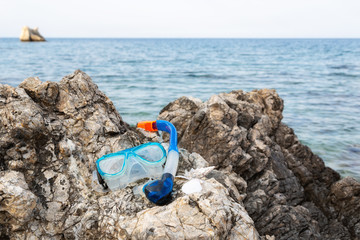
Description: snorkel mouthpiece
xmin=137 ymin=120 xmax=179 ymax=205
xmin=143 ymin=173 xmax=174 ymax=205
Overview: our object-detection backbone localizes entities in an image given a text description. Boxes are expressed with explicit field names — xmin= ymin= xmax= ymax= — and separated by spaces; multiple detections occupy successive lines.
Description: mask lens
xmin=98 ymin=154 xmax=125 ymax=174
xmin=134 ymin=144 xmax=165 ymax=162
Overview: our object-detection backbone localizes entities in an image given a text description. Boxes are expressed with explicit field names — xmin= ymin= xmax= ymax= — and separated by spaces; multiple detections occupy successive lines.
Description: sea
xmin=0 ymin=38 xmax=359 ymax=180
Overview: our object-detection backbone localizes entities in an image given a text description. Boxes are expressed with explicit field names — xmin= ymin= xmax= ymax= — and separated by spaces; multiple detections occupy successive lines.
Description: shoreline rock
xmin=20 ymin=26 xmax=46 ymax=42
xmin=159 ymin=89 xmax=360 ymax=239
xmin=0 ymin=70 xmax=359 ymax=239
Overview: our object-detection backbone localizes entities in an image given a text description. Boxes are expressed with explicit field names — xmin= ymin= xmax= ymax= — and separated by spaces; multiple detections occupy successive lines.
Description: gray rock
xmin=131 ymin=176 xmax=259 ymax=240
xmin=328 ymin=177 xmax=360 ymax=238
xmin=2 ymin=70 xmax=358 ymax=239
xmin=159 ymin=89 xmax=360 ymax=239
xmin=0 ymin=71 xmax=261 ymax=239
xmin=0 ymin=171 xmax=37 ymax=229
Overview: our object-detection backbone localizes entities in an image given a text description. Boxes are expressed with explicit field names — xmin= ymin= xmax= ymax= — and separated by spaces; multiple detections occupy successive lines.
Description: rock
xmin=328 ymin=177 xmax=360 ymax=237
xmin=159 ymin=90 xmax=360 ymax=239
xmin=20 ymin=26 xmax=46 ymax=42
xmin=1 ymin=70 xmax=359 ymax=239
xmin=131 ymin=177 xmax=258 ymax=240
xmin=0 ymin=70 xmax=261 ymax=239
xmin=0 ymin=171 xmax=37 ymax=229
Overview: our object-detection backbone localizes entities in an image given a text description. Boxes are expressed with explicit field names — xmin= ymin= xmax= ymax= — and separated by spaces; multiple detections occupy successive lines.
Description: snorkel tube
xmin=137 ymin=120 xmax=179 ymax=205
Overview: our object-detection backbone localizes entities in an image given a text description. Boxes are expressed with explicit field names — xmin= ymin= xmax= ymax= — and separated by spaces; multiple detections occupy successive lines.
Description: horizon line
xmin=2 ymin=37 xmax=360 ymax=40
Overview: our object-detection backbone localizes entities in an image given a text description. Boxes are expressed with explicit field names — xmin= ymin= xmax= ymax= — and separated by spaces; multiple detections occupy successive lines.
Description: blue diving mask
xmin=94 ymin=120 xmax=179 ymax=206
xmin=96 ymin=142 xmax=166 ymax=191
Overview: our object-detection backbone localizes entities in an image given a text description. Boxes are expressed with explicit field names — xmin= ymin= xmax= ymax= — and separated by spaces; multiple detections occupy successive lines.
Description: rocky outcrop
xmin=20 ymin=26 xmax=46 ymax=41
xmin=0 ymin=71 xmax=264 ymax=239
xmin=0 ymin=70 xmax=359 ymax=239
xmin=159 ymin=90 xmax=360 ymax=239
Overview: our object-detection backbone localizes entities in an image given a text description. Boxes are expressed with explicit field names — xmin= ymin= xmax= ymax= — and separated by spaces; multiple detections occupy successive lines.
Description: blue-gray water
xmin=0 ymin=38 xmax=359 ymax=180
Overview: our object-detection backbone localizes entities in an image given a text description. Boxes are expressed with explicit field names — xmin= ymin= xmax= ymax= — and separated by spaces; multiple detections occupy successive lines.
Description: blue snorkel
xmin=137 ymin=120 xmax=179 ymax=205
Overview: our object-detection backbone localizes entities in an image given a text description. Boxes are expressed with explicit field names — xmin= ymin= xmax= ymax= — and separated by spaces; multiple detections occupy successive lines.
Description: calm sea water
xmin=0 ymin=38 xmax=359 ymax=180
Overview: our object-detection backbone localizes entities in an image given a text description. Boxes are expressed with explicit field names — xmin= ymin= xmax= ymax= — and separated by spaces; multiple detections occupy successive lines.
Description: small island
xmin=20 ymin=26 xmax=46 ymax=42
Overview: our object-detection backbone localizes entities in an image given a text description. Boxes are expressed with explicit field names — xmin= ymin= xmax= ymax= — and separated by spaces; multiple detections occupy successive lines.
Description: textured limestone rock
xmin=1 ymin=70 xmax=358 ymax=239
xmin=328 ymin=177 xmax=360 ymax=238
xmin=20 ymin=26 xmax=46 ymax=41
xmin=159 ymin=90 xmax=360 ymax=239
xmin=0 ymin=171 xmax=37 ymax=229
xmin=0 ymin=71 xmax=261 ymax=239
xmin=131 ymin=175 xmax=258 ymax=240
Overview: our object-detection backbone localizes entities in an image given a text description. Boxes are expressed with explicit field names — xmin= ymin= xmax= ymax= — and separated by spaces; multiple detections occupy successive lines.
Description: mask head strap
xmin=96 ymin=169 xmax=109 ymax=190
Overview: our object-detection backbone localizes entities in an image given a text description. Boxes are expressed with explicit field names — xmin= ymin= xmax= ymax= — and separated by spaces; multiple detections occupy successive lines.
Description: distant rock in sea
xmin=20 ymin=26 xmax=46 ymax=42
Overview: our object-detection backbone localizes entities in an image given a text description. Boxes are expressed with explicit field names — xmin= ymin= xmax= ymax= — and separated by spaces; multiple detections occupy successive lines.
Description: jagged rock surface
xmin=159 ymin=90 xmax=360 ymax=239
xmin=1 ymin=70 xmax=359 ymax=239
xmin=0 ymin=71 xmax=262 ymax=239
xmin=20 ymin=26 xmax=46 ymax=42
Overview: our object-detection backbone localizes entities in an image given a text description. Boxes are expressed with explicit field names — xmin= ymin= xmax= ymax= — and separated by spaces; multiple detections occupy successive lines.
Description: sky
xmin=1 ymin=0 xmax=360 ymax=38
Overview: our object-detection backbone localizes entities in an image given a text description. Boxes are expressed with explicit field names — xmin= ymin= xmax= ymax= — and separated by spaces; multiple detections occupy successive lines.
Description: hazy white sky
xmin=1 ymin=0 xmax=360 ymax=38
